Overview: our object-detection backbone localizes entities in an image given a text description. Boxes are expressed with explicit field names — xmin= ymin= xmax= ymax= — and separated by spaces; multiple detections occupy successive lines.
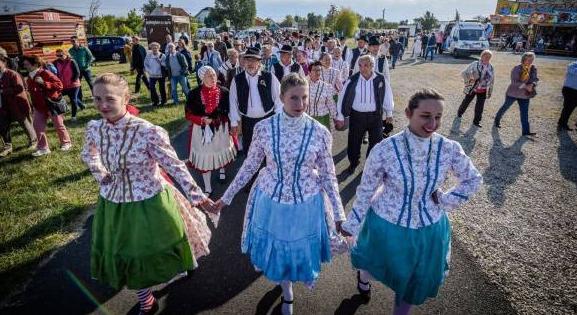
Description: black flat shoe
xmin=523 ymin=132 xmax=537 ymax=137
xmin=356 ymin=270 xmax=371 ymax=303
xmin=473 ymin=123 xmax=482 ymax=128
xmin=558 ymin=125 xmax=574 ymax=131
xmin=494 ymin=122 xmax=501 ymax=128
xmin=281 ymin=296 xmax=293 ymax=305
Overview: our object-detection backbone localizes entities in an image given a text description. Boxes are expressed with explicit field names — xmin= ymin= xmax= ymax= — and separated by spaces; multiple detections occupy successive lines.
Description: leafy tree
xmin=126 ymin=9 xmax=143 ymax=34
xmin=359 ymin=17 xmax=374 ymax=29
xmin=307 ymin=12 xmax=324 ymax=30
xmin=333 ymin=8 xmax=359 ymax=38
xmin=141 ymin=0 xmax=159 ymax=15
xmin=92 ymin=16 xmax=109 ymax=35
xmin=281 ymin=15 xmax=295 ymax=27
xmin=325 ymin=4 xmax=339 ymax=30
xmin=190 ymin=17 xmax=199 ymax=38
xmin=204 ymin=10 xmax=219 ymax=28
xmin=213 ymin=0 xmax=256 ymax=29
xmin=117 ymin=24 xmax=133 ymax=36
xmin=414 ymin=11 xmax=439 ymax=31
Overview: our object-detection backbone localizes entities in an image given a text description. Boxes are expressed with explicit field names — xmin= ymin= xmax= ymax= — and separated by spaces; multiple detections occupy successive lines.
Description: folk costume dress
xmin=81 ymin=113 xmax=212 ymax=290
xmin=307 ymin=79 xmax=336 ymax=129
xmin=221 ymin=111 xmax=346 ymax=286
xmin=342 ymin=128 xmax=482 ymax=305
xmin=321 ymin=66 xmax=343 ymax=101
xmin=185 ymin=84 xmax=237 ymax=172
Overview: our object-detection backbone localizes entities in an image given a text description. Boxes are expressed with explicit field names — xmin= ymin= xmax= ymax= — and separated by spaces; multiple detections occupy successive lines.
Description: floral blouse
xmin=342 ymin=129 xmax=482 ymax=234
xmin=331 ymin=58 xmax=350 ymax=83
xmin=321 ymin=67 xmax=343 ymax=95
xmin=221 ymin=112 xmax=345 ymax=221
xmin=81 ymin=113 xmax=207 ymax=205
xmin=307 ymin=79 xmax=336 ymax=118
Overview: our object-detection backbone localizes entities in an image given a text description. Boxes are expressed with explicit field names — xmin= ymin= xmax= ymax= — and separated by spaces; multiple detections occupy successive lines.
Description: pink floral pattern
xmin=307 ymin=79 xmax=336 ymax=118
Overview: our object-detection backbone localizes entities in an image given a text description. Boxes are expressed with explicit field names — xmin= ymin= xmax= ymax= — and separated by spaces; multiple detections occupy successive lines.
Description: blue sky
xmin=2 ymin=0 xmax=496 ymax=22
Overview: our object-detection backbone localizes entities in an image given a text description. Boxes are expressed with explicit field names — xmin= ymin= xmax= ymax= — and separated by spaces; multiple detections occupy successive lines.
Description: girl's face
xmin=282 ymin=85 xmax=308 ymax=117
xmin=320 ymin=55 xmax=331 ymax=68
xmin=93 ymin=83 xmax=129 ymax=122
xmin=405 ymin=99 xmax=444 ymax=138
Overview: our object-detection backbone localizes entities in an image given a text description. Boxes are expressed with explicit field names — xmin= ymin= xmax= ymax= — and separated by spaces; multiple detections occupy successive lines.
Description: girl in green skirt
xmin=341 ymin=89 xmax=482 ymax=314
xmin=81 ymin=73 xmax=216 ymax=314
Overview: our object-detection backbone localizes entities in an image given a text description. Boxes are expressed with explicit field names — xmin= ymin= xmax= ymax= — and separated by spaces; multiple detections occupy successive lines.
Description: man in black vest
xmin=353 ymin=36 xmax=391 ymax=80
xmin=229 ymin=47 xmax=283 ymax=153
xmin=271 ymin=45 xmax=305 ymax=82
xmin=346 ymin=36 xmax=368 ymax=76
xmin=336 ymin=55 xmax=394 ymax=174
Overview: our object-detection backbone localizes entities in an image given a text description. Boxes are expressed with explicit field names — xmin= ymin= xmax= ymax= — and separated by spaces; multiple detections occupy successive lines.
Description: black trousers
xmin=348 ymin=110 xmax=383 ymax=166
xmin=149 ymin=77 xmax=167 ymax=105
xmin=241 ymin=113 xmax=273 ymax=153
xmin=457 ymin=92 xmax=487 ymax=124
xmin=134 ymin=68 xmax=150 ymax=93
xmin=558 ymin=86 xmax=577 ymax=127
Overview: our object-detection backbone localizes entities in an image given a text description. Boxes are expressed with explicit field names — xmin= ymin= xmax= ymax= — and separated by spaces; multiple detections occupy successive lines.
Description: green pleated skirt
xmin=312 ymin=114 xmax=331 ymax=129
xmin=351 ymin=209 xmax=451 ymax=305
xmin=91 ymin=188 xmax=195 ymax=290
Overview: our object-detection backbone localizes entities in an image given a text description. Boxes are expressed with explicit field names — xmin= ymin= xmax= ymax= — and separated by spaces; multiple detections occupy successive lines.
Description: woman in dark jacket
xmin=0 ymin=53 xmax=37 ymax=157
xmin=185 ymin=66 xmax=237 ymax=195
xmin=494 ymin=52 xmax=539 ymax=136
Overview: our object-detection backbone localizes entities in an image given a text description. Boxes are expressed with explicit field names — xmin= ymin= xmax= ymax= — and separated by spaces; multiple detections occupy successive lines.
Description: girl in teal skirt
xmin=81 ymin=73 xmax=216 ymax=314
xmin=341 ymin=89 xmax=482 ymax=314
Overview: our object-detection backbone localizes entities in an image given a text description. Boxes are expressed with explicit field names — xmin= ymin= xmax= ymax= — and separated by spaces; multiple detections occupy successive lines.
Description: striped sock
xmin=136 ymin=288 xmax=155 ymax=312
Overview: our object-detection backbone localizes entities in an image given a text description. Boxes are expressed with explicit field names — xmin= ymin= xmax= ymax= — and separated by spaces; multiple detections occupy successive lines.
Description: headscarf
xmin=197 ymin=65 xmax=213 ymax=83
xmin=520 ymin=64 xmax=530 ymax=82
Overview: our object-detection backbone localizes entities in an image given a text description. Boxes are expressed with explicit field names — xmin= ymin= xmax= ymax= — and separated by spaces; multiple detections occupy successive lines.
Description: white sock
xmin=359 ymin=269 xmax=371 ymax=291
xmin=280 ymin=281 xmax=294 ymax=315
xmin=202 ymin=171 xmax=212 ymax=193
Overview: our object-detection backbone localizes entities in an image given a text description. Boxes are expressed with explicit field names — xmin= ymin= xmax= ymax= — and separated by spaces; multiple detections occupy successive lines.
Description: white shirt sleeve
xmin=382 ymin=54 xmax=391 ymax=80
xmin=228 ymin=79 xmax=241 ymax=127
xmin=383 ymin=77 xmax=394 ymax=117
xmin=271 ymin=75 xmax=283 ymax=113
xmin=353 ymin=58 xmax=360 ymax=74
xmin=336 ymin=79 xmax=351 ymax=121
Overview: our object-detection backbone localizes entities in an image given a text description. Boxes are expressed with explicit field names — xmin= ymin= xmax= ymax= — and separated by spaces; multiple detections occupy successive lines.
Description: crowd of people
xmin=1 ymin=27 xmax=576 ymax=315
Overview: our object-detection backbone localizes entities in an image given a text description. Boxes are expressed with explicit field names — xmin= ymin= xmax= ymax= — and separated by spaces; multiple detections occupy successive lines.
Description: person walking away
xmin=412 ymin=36 xmax=422 ymax=60
xmin=494 ymin=52 xmax=539 ymax=137
xmin=82 ymin=73 xmax=215 ymax=315
xmin=389 ymin=39 xmax=402 ymax=69
xmin=214 ymin=73 xmax=346 ymax=315
xmin=130 ymin=36 xmax=150 ymax=94
xmin=457 ymin=50 xmax=495 ymax=128
xmin=340 ymin=89 xmax=482 ymax=315
xmin=68 ymin=35 xmax=94 ymax=101
xmin=421 ymin=33 xmax=429 ymax=57
xmin=185 ymin=66 xmax=237 ymax=194
xmin=22 ymin=55 xmax=71 ymax=156
xmin=425 ymin=35 xmax=437 ymax=61
xmin=144 ymin=42 xmax=167 ymax=107
xmin=0 ymin=52 xmax=37 ymax=157
xmin=557 ymin=61 xmax=577 ymax=131
xmin=435 ymin=31 xmax=444 ymax=54
xmin=165 ymin=43 xmax=190 ymax=105
xmin=202 ymin=42 xmax=223 ymax=71
xmin=54 ymin=49 xmax=84 ymax=121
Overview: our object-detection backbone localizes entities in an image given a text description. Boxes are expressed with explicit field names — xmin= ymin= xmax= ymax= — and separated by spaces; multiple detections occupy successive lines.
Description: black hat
xmin=242 ymin=47 xmax=262 ymax=60
xmin=280 ymin=44 xmax=293 ymax=53
xmin=368 ymin=35 xmax=380 ymax=46
xmin=357 ymin=35 xmax=368 ymax=43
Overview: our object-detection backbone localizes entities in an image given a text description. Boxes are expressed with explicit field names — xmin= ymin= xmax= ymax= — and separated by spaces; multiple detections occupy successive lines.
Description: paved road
xmin=1 ymin=127 xmax=516 ymax=315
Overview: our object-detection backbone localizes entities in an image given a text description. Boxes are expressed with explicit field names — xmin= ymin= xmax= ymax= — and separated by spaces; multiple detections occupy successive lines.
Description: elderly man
xmin=229 ymin=47 xmax=283 ymax=153
xmin=261 ymin=44 xmax=279 ymax=72
xmin=271 ymin=44 xmax=305 ymax=82
xmin=346 ymin=36 xmax=368 ymax=76
xmin=130 ymin=36 xmax=150 ymax=94
xmin=202 ymin=41 xmax=223 ymax=71
xmin=336 ymin=55 xmax=394 ymax=174
xmin=218 ymin=48 xmax=242 ymax=87
xmin=353 ymin=36 xmax=391 ymax=80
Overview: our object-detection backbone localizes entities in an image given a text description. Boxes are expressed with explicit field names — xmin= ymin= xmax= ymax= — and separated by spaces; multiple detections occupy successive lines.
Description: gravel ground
xmin=389 ymin=51 xmax=576 ymax=314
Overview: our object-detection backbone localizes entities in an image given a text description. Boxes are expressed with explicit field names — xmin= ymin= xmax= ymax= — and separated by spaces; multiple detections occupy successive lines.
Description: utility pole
xmin=382 ymin=8 xmax=386 ymax=21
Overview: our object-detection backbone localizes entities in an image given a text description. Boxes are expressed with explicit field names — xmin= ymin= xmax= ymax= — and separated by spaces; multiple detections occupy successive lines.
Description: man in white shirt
xmin=346 ymin=36 xmax=368 ymax=76
xmin=336 ymin=55 xmax=394 ymax=174
xmin=353 ymin=36 xmax=391 ymax=80
xmin=229 ymin=47 xmax=283 ymax=153
xmin=271 ymin=44 xmax=305 ymax=82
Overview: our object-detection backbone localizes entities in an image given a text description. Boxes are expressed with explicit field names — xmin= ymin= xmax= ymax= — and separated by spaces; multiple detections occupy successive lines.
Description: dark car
xmin=87 ymin=36 xmax=127 ymax=61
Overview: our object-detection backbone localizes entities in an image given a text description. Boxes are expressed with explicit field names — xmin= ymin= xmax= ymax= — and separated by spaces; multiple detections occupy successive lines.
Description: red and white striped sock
xmin=136 ymin=288 xmax=155 ymax=312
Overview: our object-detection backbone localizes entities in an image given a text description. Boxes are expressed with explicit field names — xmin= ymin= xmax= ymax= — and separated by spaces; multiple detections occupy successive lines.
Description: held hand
xmin=34 ymin=76 xmax=44 ymax=85
xmin=214 ymin=199 xmax=226 ymax=213
xmin=384 ymin=116 xmax=393 ymax=124
xmin=199 ymin=198 xmax=217 ymax=214
xmin=230 ymin=126 xmax=239 ymax=135
xmin=336 ymin=221 xmax=352 ymax=237
xmin=525 ymin=83 xmax=534 ymax=92
xmin=334 ymin=120 xmax=345 ymax=130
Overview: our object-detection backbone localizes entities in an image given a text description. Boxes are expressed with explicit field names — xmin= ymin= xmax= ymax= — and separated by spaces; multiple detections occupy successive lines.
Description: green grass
xmin=0 ymin=61 xmax=198 ymax=299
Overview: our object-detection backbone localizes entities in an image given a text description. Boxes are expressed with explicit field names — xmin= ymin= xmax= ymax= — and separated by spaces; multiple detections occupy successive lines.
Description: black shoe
xmin=281 ymin=296 xmax=293 ymax=305
xmin=494 ymin=121 xmax=501 ymax=128
xmin=473 ymin=122 xmax=482 ymax=128
xmin=523 ymin=132 xmax=537 ymax=137
xmin=362 ymin=135 xmax=369 ymax=144
xmin=346 ymin=163 xmax=358 ymax=175
xmin=558 ymin=125 xmax=574 ymax=131
xmin=356 ymin=270 xmax=371 ymax=303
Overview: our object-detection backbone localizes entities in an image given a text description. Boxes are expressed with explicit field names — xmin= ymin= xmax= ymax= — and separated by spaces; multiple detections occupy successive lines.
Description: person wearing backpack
xmin=144 ymin=42 xmax=167 ymax=107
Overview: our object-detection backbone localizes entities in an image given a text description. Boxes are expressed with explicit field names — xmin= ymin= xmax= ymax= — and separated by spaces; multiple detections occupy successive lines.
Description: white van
xmin=445 ymin=21 xmax=490 ymax=58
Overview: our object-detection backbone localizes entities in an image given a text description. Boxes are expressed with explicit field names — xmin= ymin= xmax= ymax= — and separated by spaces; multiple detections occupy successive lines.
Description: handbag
xmin=46 ymin=95 xmax=69 ymax=115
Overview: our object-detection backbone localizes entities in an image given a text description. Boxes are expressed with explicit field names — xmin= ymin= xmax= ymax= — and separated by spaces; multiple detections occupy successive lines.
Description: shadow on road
xmin=334 ymin=294 xmax=370 ymax=315
xmin=557 ymin=130 xmax=577 ymax=187
xmin=448 ymin=116 xmax=480 ymax=155
xmin=483 ymin=128 xmax=528 ymax=207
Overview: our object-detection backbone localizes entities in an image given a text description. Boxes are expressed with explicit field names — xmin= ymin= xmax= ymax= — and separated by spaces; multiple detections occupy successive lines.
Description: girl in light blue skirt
xmin=341 ymin=89 xmax=482 ymax=314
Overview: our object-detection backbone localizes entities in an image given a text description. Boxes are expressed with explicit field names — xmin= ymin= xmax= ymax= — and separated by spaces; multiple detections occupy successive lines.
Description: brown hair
xmin=93 ymin=73 xmax=130 ymax=97
xmin=280 ymin=73 xmax=308 ymax=96
xmin=407 ymin=88 xmax=445 ymax=111
xmin=21 ymin=54 xmax=42 ymax=66
xmin=308 ymin=61 xmax=322 ymax=72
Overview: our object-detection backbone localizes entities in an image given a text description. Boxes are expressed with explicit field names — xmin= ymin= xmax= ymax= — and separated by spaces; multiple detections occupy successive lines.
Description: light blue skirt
xmin=351 ymin=209 xmax=451 ymax=305
xmin=243 ymin=188 xmax=331 ymax=283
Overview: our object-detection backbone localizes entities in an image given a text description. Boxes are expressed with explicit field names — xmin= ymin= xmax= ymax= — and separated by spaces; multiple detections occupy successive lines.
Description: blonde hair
xmin=480 ymin=50 xmax=493 ymax=59
xmin=521 ymin=51 xmax=536 ymax=63
xmin=94 ymin=73 xmax=130 ymax=97
xmin=280 ymin=73 xmax=308 ymax=97
xmin=149 ymin=42 xmax=160 ymax=49
xmin=358 ymin=54 xmax=375 ymax=66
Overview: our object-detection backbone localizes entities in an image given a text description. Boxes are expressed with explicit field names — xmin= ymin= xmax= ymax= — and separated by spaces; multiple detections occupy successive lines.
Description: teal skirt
xmin=243 ymin=188 xmax=331 ymax=283
xmin=91 ymin=188 xmax=195 ymax=290
xmin=351 ymin=209 xmax=451 ymax=305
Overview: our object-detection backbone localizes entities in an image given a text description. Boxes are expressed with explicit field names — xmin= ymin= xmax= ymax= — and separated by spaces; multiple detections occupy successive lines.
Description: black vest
xmin=342 ymin=46 xmax=349 ymax=60
xmin=349 ymin=47 xmax=364 ymax=71
xmin=377 ymin=56 xmax=387 ymax=75
xmin=234 ymin=71 xmax=274 ymax=116
xmin=272 ymin=62 xmax=301 ymax=82
xmin=340 ymin=72 xmax=386 ymax=117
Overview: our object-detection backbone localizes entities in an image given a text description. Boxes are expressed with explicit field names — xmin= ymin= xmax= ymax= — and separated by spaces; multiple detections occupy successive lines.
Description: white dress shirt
xmin=228 ymin=71 xmax=283 ymax=127
xmin=271 ymin=62 xmax=306 ymax=79
xmin=345 ymin=47 xmax=366 ymax=69
xmin=336 ymin=72 xmax=394 ymax=121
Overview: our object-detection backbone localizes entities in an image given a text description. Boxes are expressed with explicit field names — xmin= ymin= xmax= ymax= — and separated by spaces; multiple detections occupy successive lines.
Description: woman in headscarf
xmin=185 ymin=66 xmax=237 ymax=195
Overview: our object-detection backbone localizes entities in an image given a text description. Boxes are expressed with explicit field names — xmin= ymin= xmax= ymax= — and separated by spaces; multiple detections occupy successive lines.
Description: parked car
xmin=444 ymin=21 xmax=490 ymax=58
xmin=87 ymin=36 xmax=126 ymax=61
